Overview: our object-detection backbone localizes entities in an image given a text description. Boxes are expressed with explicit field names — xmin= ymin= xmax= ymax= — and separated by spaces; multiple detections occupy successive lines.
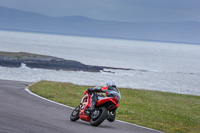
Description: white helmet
xmin=106 ymin=80 xmax=116 ymax=87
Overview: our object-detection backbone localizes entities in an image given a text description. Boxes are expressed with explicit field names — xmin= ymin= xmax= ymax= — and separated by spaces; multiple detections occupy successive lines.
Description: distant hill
xmin=0 ymin=5 xmax=200 ymax=44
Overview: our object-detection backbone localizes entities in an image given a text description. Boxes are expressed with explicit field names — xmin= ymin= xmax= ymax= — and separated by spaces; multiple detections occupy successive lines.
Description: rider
xmin=87 ymin=80 xmax=121 ymax=112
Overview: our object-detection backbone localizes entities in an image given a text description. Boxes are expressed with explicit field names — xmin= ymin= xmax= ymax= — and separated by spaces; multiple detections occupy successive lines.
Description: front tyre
xmin=70 ymin=105 xmax=80 ymax=121
xmin=90 ymin=107 xmax=108 ymax=126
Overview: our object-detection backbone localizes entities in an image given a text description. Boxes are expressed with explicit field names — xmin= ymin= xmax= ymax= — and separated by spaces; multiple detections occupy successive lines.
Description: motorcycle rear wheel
xmin=90 ymin=107 xmax=108 ymax=126
xmin=70 ymin=105 xmax=80 ymax=121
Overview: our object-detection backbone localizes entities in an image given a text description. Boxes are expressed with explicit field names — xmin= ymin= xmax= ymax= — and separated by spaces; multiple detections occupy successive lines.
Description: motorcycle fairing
xmin=79 ymin=94 xmax=92 ymax=122
xmin=96 ymin=97 xmax=119 ymax=110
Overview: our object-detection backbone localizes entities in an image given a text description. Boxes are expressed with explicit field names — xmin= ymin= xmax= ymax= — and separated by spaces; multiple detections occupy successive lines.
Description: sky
xmin=0 ymin=0 xmax=200 ymax=22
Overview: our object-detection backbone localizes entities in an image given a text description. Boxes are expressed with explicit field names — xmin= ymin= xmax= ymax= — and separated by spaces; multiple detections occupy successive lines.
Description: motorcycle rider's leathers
xmin=87 ymin=85 xmax=121 ymax=111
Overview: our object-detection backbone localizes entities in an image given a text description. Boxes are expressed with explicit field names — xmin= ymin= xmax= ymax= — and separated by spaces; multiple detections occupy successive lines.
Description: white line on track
xmin=25 ymin=87 xmax=74 ymax=109
xmin=25 ymin=86 xmax=163 ymax=133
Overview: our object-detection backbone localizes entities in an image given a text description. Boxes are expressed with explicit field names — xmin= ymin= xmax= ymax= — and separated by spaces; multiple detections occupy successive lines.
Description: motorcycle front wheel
xmin=90 ymin=107 xmax=108 ymax=126
xmin=70 ymin=105 xmax=80 ymax=121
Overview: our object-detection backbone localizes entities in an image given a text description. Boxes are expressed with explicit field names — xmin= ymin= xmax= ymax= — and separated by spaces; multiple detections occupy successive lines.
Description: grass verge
xmin=29 ymin=81 xmax=200 ymax=133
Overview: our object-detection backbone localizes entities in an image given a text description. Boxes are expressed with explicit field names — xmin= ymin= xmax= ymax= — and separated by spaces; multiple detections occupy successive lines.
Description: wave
xmin=19 ymin=63 xmax=30 ymax=69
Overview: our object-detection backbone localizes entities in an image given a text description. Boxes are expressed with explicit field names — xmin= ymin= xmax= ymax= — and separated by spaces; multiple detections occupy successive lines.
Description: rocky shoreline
xmin=0 ymin=51 xmax=131 ymax=72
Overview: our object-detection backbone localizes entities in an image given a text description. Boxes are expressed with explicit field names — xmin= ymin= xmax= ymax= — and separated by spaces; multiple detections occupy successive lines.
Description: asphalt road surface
xmin=0 ymin=79 xmax=163 ymax=133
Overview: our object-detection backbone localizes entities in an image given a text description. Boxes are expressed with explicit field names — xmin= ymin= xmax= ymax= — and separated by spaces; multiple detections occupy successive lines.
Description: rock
xmin=0 ymin=51 xmax=132 ymax=72
xmin=0 ymin=52 xmax=103 ymax=72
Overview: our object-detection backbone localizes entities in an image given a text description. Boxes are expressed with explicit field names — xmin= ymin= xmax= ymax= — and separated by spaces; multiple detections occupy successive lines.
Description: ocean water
xmin=0 ymin=30 xmax=200 ymax=95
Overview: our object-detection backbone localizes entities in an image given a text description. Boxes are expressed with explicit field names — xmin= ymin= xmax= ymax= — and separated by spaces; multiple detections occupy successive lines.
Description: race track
xmin=0 ymin=79 xmax=163 ymax=133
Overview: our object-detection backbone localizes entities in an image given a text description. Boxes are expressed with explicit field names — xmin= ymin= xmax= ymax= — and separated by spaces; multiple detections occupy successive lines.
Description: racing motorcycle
xmin=70 ymin=90 xmax=119 ymax=126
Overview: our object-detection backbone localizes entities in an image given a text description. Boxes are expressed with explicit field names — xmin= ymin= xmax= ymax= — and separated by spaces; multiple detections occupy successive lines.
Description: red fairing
xmin=84 ymin=90 xmax=89 ymax=95
xmin=79 ymin=114 xmax=91 ymax=122
xmin=79 ymin=94 xmax=92 ymax=122
xmin=96 ymin=97 xmax=118 ymax=106
xmin=116 ymin=103 xmax=119 ymax=107
xmin=102 ymin=86 xmax=108 ymax=90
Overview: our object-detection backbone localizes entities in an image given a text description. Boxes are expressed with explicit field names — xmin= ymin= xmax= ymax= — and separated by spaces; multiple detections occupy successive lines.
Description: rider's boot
xmin=87 ymin=94 xmax=98 ymax=113
xmin=87 ymin=106 xmax=95 ymax=112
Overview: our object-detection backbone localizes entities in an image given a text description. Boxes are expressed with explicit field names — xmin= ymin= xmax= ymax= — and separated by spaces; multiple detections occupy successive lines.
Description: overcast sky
xmin=0 ymin=0 xmax=200 ymax=22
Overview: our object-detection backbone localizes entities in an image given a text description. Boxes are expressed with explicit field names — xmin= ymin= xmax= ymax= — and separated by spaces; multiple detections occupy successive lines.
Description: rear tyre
xmin=70 ymin=105 xmax=80 ymax=121
xmin=90 ymin=107 xmax=108 ymax=126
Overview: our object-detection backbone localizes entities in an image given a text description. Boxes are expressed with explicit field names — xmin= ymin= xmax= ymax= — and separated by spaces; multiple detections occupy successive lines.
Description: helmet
xmin=106 ymin=80 xmax=116 ymax=87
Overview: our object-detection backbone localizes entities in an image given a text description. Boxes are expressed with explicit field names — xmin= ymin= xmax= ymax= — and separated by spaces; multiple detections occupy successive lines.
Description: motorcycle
xmin=70 ymin=90 xmax=119 ymax=126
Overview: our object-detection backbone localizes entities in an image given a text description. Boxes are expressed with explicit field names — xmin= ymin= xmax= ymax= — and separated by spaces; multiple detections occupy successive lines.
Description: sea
xmin=0 ymin=30 xmax=200 ymax=96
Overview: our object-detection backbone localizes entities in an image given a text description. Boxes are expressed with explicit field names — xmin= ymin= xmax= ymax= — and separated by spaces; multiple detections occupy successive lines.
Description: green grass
xmin=0 ymin=51 xmax=34 ymax=58
xmin=29 ymin=81 xmax=200 ymax=133
xmin=0 ymin=51 xmax=53 ymax=59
